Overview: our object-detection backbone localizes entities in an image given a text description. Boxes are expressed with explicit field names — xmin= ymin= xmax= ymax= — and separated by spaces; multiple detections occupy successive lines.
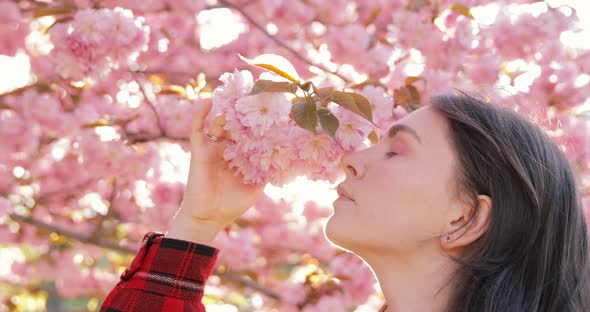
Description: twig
xmin=9 ymin=213 xmax=136 ymax=254
xmin=217 ymin=270 xmax=280 ymax=300
xmin=90 ymin=178 xmax=117 ymax=239
xmin=218 ymin=0 xmax=351 ymax=83
xmin=10 ymin=213 xmax=282 ymax=300
xmin=123 ymin=132 xmax=189 ymax=144
xmin=37 ymin=178 xmax=96 ymax=204
xmin=135 ymin=76 xmax=165 ymax=136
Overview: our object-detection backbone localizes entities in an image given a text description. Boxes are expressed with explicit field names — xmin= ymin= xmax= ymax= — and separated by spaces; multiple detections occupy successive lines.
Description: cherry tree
xmin=0 ymin=0 xmax=588 ymax=311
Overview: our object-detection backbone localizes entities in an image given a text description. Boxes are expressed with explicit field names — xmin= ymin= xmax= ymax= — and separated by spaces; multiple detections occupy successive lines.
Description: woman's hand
xmin=166 ymin=101 xmax=264 ymax=244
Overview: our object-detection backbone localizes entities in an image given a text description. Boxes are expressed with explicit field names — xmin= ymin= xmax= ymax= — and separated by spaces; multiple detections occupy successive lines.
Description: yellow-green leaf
xmin=239 ymin=53 xmax=300 ymax=83
xmin=331 ymin=90 xmax=360 ymax=114
xmin=317 ymin=108 xmax=339 ymax=140
xmin=450 ymin=4 xmax=474 ymax=19
xmin=290 ymin=97 xmax=318 ymax=134
xmin=250 ymin=79 xmax=298 ymax=95
xmin=0 ymin=103 xmax=13 ymax=110
xmin=157 ymin=85 xmax=186 ymax=96
xmin=349 ymin=93 xmax=374 ymax=122
xmin=291 ymin=96 xmax=307 ymax=104
xmin=405 ymin=76 xmax=423 ymax=85
xmin=394 ymin=85 xmax=421 ymax=111
xmin=33 ymin=7 xmax=74 ymax=18
xmin=148 ymin=74 xmax=167 ymax=85
xmin=331 ymin=91 xmax=375 ymax=124
xmin=368 ymin=131 xmax=379 ymax=145
xmin=406 ymin=0 xmax=432 ymax=10
xmin=407 ymin=85 xmax=421 ymax=105
xmin=364 ymin=8 xmax=382 ymax=26
xmin=314 ymin=87 xmax=334 ymax=100
xmin=82 ymin=119 xmax=110 ymax=128
xmin=298 ymin=81 xmax=312 ymax=92
xmin=41 ymin=16 xmax=73 ymax=34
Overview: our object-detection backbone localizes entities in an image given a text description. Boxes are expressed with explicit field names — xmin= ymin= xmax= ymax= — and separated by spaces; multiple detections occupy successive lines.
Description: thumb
xmin=191 ymin=100 xmax=213 ymax=136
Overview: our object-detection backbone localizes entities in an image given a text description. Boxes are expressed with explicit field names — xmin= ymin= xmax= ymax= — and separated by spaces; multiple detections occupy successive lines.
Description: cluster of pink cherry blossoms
xmin=208 ymin=69 xmax=399 ymax=186
xmin=47 ymin=8 xmax=149 ymax=81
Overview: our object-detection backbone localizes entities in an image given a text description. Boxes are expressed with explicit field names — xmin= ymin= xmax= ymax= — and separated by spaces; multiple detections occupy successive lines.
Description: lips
xmin=337 ymin=185 xmax=354 ymax=201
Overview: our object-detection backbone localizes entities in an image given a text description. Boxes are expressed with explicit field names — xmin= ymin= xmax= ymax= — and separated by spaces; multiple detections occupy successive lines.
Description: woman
xmin=100 ymin=93 xmax=590 ymax=311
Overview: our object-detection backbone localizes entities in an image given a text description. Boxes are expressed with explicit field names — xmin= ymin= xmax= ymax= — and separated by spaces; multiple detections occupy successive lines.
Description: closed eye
xmin=386 ymin=152 xmax=398 ymax=158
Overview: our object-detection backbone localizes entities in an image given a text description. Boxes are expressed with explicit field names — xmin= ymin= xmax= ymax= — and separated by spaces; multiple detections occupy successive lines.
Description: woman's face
xmin=325 ymin=105 xmax=459 ymax=255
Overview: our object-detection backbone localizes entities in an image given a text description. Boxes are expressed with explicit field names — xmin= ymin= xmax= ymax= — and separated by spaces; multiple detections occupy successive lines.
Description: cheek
xmin=359 ymin=164 xmax=447 ymax=238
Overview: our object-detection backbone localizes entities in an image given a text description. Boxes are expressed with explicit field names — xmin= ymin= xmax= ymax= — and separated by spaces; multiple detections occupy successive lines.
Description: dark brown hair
xmin=426 ymin=93 xmax=590 ymax=311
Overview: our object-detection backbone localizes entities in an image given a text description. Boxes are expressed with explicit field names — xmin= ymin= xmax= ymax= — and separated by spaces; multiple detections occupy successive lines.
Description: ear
xmin=441 ymin=194 xmax=492 ymax=250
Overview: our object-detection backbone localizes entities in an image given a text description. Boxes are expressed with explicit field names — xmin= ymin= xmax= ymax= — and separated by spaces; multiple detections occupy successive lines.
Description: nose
xmin=340 ymin=151 xmax=364 ymax=178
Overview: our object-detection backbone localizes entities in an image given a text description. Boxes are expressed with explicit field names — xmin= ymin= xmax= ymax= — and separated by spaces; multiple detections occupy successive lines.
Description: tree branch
xmin=218 ymin=0 xmax=351 ymax=83
xmin=9 ymin=213 xmax=281 ymax=300
xmin=9 ymin=213 xmax=136 ymax=254
xmin=122 ymin=131 xmax=190 ymax=144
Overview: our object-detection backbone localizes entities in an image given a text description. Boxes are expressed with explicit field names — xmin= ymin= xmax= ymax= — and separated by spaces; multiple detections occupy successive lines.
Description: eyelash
xmin=385 ymin=152 xmax=398 ymax=158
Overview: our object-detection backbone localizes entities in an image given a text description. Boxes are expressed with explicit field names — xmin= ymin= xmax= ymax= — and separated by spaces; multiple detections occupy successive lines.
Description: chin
xmin=324 ymin=216 xmax=377 ymax=256
xmin=323 ymin=215 xmax=353 ymax=251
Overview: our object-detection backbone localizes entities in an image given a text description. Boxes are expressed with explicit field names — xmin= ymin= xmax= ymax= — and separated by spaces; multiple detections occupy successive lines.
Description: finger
xmin=206 ymin=114 xmax=228 ymax=141
xmin=215 ymin=117 xmax=236 ymax=143
xmin=192 ymin=100 xmax=214 ymax=135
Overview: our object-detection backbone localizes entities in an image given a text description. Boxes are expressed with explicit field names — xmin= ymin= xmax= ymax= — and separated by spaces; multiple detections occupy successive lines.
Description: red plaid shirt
xmin=100 ymin=232 xmax=219 ymax=312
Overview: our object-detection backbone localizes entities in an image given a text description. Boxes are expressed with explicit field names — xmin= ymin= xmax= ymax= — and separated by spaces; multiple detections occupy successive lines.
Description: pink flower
xmin=0 ymin=1 xmax=26 ymax=55
xmin=213 ymin=228 xmax=259 ymax=271
xmin=209 ymin=70 xmax=254 ymax=132
xmin=308 ymin=0 xmax=354 ymax=24
xmin=0 ymin=165 xmax=13 ymax=193
xmin=278 ymin=282 xmax=309 ymax=306
xmin=255 ymin=0 xmax=314 ymax=27
xmin=212 ymin=70 xmax=254 ymax=110
xmin=155 ymin=96 xmax=200 ymax=137
xmin=326 ymin=23 xmax=370 ymax=63
xmin=333 ymin=108 xmax=373 ymax=152
xmin=0 ymin=110 xmax=39 ymax=163
xmin=73 ymin=9 xmax=111 ymax=45
xmin=248 ymin=139 xmax=297 ymax=172
xmin=303 ymin=200 xmax=332 ymax=223
xmin=388 ymin=11 xmax=439 ymax=51
xmin=21 ymin=91 xmax=73 ymax=137
xmin=299 ymin=133 xmax=341 ymax=163
xmin=164 ymin=0 xmax=207 ymax=15
xmin=0 ymin=1 xmax=20 ymax=24
xmin=235 ymin=93 xmax=291 ymax=136
xmin=330 ymin=253 xmax=376 ymax=305
xmin=48 ymin=8 xmax=149 ymax=81
xmin=302 ymin=293 xmax=351 ymax=312
xmin=107 ymin=8 xmax=149 ymax=53
xmin=0 ymin=196 xmax=11 ymax=215
xmin=453 ymin=18 xmax=475 ymax=49
xmin=358 ymin=43 xmax=394 ymax=77
xmin=464 ymin=52 xmax=501 ymax=85
xmin=151 ymin=181 xmax=183 ymax=211
xmin=360 ymin=85 xmax=394 ymax=126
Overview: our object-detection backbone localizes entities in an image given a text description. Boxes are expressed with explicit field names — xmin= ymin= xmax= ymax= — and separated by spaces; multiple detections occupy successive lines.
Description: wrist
xmin=166 ymin=216 xmax=225 ymax=246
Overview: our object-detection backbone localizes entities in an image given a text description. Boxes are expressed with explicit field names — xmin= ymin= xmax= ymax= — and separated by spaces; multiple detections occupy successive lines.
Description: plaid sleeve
xmin=100 ymin=232 xmax=219 ymax=312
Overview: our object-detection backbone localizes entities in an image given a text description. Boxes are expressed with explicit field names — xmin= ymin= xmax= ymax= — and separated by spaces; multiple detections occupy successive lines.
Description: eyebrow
xmin=387 ymin=124 xmax=422 ymax=144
